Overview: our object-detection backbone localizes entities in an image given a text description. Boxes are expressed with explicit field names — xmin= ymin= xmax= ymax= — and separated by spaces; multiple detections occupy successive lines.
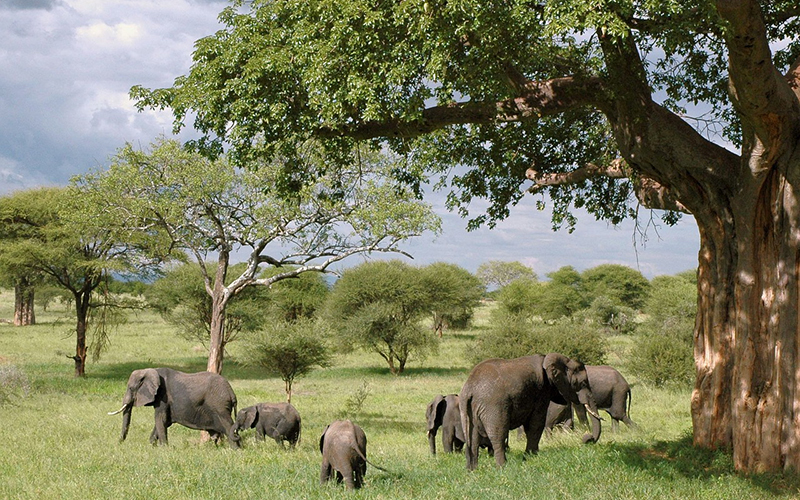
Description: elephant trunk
xmin=577 ymin=389 xmax=602 ymax=444
xmin=119 ymin=405 xmax=132 ymax=442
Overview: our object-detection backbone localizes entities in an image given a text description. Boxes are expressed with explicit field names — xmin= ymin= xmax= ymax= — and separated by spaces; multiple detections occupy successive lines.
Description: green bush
xmin=583 ymin=296 xmax=638 ymax=334
xmin=630 ymin=273 xmax=696 ymax=387
xmin=471 ymin=311 xmax=607 ymax=365
xmin=630 ymin=317 xmax=695 ymax=387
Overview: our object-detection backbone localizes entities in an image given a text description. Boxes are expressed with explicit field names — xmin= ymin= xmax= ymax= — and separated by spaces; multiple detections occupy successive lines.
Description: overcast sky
xmin=0 ymin=0 xmax=701 ymax=278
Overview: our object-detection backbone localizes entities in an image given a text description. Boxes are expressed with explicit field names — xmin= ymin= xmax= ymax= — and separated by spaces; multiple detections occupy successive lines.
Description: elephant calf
xmin=427 ymin=394 xmax=496 ymax=455
xmin=320 ymin=420 xmax=374 ymax=490
xmin=234 ymin=402 xmax=301 ymax=448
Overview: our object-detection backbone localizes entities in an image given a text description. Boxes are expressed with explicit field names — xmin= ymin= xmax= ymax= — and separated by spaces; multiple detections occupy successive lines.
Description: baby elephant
xmin=320 ymin=420 xmax=378 ymax=490
xmin=234 ymin=402 xmax=301 ymax=448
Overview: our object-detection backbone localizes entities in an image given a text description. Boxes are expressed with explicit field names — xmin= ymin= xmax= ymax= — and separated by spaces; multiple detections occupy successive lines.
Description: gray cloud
xmin=0 ymin=0 xmax=701 ymax=278
xmin=1 ymin=0 xmax=63 ymax=11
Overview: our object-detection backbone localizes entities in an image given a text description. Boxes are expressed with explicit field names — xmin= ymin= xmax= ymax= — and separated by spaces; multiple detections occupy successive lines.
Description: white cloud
xmin=76 ymin=21 xmax=142 ymax=46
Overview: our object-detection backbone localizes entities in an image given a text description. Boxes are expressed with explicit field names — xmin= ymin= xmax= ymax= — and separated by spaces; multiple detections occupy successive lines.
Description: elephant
xmin=426 ymin=394 xmax=464 ymax=454
xmin=108 ymin=367 xmax=240 ymax=449
xmin=426 ymin=394 xmax=496 ymax=455
xmin=459 ymin=352 xmax=601 ymax=470
xmin=544 ymin=401 xmax=574 ymax=435
xmin=320 ymin=420 xmax=383 ymax=490
xmin=234 ymin=402 xmax=301 ymax=448
xmin=573 ymin=365 xmax=637 ymax=432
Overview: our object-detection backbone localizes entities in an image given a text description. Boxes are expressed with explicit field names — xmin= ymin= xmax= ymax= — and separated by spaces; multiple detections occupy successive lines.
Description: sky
xmin=0 ymin=0 xmax=701 ymax=279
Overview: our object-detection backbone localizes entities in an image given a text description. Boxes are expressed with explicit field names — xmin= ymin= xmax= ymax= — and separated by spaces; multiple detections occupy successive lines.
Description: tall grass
xmin=0 ymin=291 xmax=797 ymax=499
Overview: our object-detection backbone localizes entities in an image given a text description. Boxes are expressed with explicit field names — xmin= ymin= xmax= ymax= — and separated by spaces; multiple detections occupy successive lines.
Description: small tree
xmin=476 ymin=260 xmax=537 ymax=290
xmin=581 ymin=264 xmax=650 ymax=310
xmin=325 ymin=260 xmax=437 ymax=375
xmin=420 ymin=262 xmax=484 ymax=335
xmin=240 ymin=318 xmax=332 ymax=403
xmin=72 ymin=137 xmax=440 ymax=374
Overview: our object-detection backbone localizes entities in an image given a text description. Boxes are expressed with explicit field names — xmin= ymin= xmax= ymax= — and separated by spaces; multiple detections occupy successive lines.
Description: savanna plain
xmin=0 ymin=290 xmax=798 ymax=500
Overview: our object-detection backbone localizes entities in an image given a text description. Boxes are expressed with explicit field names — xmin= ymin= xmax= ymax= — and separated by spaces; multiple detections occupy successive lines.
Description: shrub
xmin=629 ymin=317 xmax=695 ymax=387
xmin=239 ymin=317 xmax=333 ymax=402
xmin=584 ymin=296 xmax=638 ymax=334
xmin=0 ymin=364 xmax=30 ymax=406
xmin=630 ymin=273 xmax=696 ymax=387
xmin=471 ymin=311 xmax=607 ymax=365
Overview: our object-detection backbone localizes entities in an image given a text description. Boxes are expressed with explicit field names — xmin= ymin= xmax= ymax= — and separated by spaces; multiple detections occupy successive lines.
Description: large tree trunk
xmin=692 ymin=155 xmax=800 ymax=472
xmin=13 ymin=279 xmax=35 ymax=326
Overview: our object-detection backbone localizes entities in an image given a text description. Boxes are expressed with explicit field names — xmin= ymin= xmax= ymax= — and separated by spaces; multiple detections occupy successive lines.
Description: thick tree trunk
xmin=692 ymin=158 xmax=800 ymax=472
xmin=13 ymin=280 xmax=35 ymax=326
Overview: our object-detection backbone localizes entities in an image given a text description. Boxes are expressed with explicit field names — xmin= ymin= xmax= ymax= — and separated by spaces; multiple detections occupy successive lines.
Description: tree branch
xmin=526 ymin=159 xmax=690 ymax=213
xmin=716 ymin=0 xmax=800 ymax=165
xmin=316 ymin=76 xmax=606 ymax=140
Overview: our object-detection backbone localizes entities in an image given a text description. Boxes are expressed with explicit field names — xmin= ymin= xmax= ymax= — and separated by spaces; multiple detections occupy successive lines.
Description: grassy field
xmin=0 ymin=291 xmax=798 ymax=499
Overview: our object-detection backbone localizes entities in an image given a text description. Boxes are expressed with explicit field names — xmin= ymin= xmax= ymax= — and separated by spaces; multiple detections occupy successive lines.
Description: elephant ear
xmin=134 ymin=368 xmax=160 ymax=406
xmin=242 ymin=407 xmax=259 ymax=429
xmin=319 ymin=425 xmax=330 ymax=454
xmin=543 ymin=353 xmax=571 ymax=406
xmin=426 ymin=395 xmax=445 ymax=431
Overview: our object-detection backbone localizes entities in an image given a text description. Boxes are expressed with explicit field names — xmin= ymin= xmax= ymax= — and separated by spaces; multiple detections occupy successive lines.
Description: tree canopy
xmin=71 ymin=137 xmax=440 ymax=374
xmin=131 ymin=0 xmax=800 ymax=473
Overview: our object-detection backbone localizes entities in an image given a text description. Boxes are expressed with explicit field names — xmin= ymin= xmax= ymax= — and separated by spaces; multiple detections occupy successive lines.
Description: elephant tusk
xmin=108 ymin=404 xmax=128 ymax=416
xmin=585 ymin=404 xmax=605 ymax=421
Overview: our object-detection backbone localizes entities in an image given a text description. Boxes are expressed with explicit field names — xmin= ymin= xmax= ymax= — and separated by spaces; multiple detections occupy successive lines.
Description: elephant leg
xmin=149 ymin=426 xmax=158 ymax=445
xmin=153 ymin=410 xmax=169 ymax=445
xmin=465 ymin=422 xmax=481 ymax=471
xmin=442 ymin=430 xmax=454 ymax=453
xmin=320 ymin=459 xmax=333 ymax=485
xmin=523 ymin=416 xmax=547 ymax=456
xmin=611 ymin=417 xmax=620 ymax=433
xmin=622 ymin=414 xmax=638 ymax=429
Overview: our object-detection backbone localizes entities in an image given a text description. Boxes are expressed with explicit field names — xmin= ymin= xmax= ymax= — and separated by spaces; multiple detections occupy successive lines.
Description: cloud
xmin=1 ymin=0 xmax=63 ymax=11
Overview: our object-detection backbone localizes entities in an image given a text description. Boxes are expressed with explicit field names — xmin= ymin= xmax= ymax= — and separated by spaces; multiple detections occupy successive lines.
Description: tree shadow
xmin=90 ymin=359 xmax=272 ymax=381
xmin=610 ymin=435 xmax=800 ymax=496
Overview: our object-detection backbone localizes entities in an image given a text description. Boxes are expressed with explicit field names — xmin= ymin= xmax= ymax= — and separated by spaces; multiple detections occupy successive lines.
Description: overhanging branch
xmin=526 ymin=160 xmax=690 ymax=213
xmin=316 ymin=76 xmax=606 ymax=140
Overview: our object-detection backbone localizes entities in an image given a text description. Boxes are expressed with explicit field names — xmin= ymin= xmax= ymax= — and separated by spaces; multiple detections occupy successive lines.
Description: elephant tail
xmin=354 ymin=446 xmax=389 ymax=473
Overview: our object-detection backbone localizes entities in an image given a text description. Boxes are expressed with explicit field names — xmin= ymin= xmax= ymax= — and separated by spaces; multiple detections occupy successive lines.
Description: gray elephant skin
xmin=426 ymin=394 xmax=496 ymax=455
xmin=426 ymin=394 xmax=464 ymax=454
xmin=460 ymin=352 xmax=601 ymax=470
xmin=109 ymin=367 xmax=240 ymax=448
xmin=574 ymin=365 xmax=636 ymax=432
xmin=319 ymin=420 xmax=374 ymax=490
xmin=544 ymin=401 xmax=574 ymax=435
xmin=234 ymin=402 xmax=301 ymax=448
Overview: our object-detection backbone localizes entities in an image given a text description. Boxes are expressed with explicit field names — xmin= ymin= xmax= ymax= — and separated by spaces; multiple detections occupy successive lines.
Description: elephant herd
xmin=109 ymin=354 xmax=636 ymax=490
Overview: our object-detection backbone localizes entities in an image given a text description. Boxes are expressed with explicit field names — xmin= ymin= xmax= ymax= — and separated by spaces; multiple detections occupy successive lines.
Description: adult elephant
xmin=574 ymin=365 xmax=637 ymax=432
xmin=234 ymin=402 xmax=301 ymax=448
xmin=108 ymin=367 xmax=240 ymax=448
xmin=460 ymin=353 xmax=601 ymax=470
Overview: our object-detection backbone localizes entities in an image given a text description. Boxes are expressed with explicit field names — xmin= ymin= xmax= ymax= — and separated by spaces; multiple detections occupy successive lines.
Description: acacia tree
xmin=476 ymin=261 xmax=538 ymax=290
xmin=0 ymin=187 xmax=131 ymax=376
xmin=73 ymin=137 xmax=439 ymax=375
xmin=131 ymin=0 xmax=800 ymax=472
xmin=0 ymin=188 xmax=51 ymax=326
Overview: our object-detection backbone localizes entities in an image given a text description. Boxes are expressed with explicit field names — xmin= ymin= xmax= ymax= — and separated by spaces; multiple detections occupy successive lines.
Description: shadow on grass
xmin=611 ymin=434 xmax=800 ymax=496
xmin=90 ymin=359 xmax=274 ymax=382
xmin=317 ymin=366 xmax=469 ymax=379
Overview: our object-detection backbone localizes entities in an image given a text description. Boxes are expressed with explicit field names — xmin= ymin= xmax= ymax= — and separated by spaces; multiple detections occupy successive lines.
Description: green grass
xmin=0 ymin=291 xmax=798 ymax=499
